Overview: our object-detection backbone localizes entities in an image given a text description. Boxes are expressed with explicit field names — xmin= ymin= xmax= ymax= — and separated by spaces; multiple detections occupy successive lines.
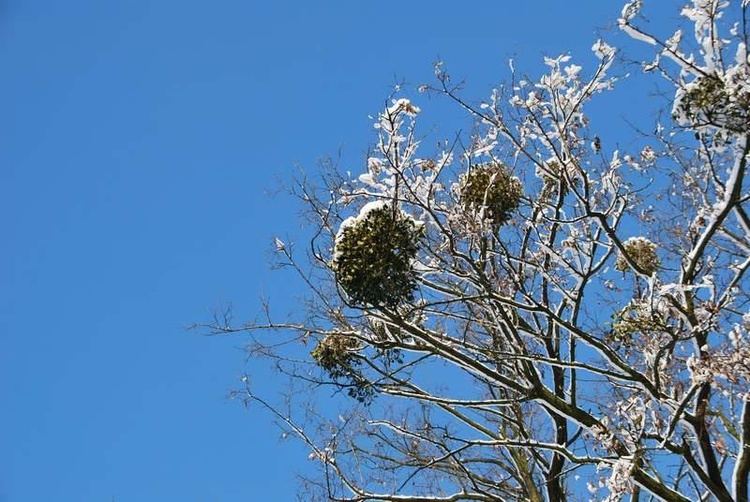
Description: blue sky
xmin=2 ymin=1 xmax=682 ymax=501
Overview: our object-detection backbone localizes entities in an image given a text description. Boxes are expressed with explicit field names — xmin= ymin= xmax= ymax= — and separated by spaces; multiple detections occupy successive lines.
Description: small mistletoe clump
xmin=609 ymin=303 xmax=669 ymax=346
xmin=332 ymin=202 xmax=424 ymax=308
xmin=459 ymin=162 xmax=523 ymax=226
xmin=310 ymin=334 xmax=374 ymax=403
xmin=615 ymin=237 xmax=659 ymax=276
xmin=311 ymin=334 xmax=359 ymax=378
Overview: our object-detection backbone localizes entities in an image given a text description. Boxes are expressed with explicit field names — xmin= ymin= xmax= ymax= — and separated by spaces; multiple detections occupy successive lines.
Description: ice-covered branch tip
xmin=620 ymin=0 xmax=642 ymax=23
xmin=386 ymin=98 xmax=421 ymax=118
xmin=592 ymin=39 xmax=615 ymax=60
xmin=618 ymin=0 xmax=657 ymax=46
xmin=374 ymin=98 xmax=420 ymax=138
xmin=274 ymin=237 xmax=286 ymax=252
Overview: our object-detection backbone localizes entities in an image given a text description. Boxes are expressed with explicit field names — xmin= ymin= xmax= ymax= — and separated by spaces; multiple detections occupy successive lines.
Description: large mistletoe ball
xmin=333 ymin=202 xmax=424 ymax=308
xmin=459 ymin=162 xmax=523 ymax=226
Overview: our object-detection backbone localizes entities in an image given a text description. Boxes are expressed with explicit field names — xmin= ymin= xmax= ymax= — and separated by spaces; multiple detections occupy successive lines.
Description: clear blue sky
xmin=2 ymin=1 xmax=681 ymax=501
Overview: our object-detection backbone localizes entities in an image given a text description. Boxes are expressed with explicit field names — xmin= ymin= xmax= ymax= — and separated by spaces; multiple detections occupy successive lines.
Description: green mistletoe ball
xmin=333 ymin=203 xmax=424 ymax=308
xmin=615 ymin=237 xmax=660 ymax=276
xmin=459 ymin=162 xmax=523 ymax=226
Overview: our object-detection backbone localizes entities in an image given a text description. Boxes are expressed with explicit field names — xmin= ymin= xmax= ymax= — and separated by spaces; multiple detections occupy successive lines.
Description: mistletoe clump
xmin=459 ymin=162 xmax=523 ymax=226
xmin=332 ymin=202 xmax=424 ymax=308
xmin=675 ymin=72 xmax=750 ymax=131
xmin=609 ymin=303 xmax=669 ymax=346
xmin=310 ymin=334 xmax=374 ymax=403
xmin=311 ymin=334 xmax=359 ymax=377
xmin=615 ymin=237 xmax=659 ymax=276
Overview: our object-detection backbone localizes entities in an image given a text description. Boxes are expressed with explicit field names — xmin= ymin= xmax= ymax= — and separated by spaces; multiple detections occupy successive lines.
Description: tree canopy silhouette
xmin=201 ymin=2 xmax=750 ymax=500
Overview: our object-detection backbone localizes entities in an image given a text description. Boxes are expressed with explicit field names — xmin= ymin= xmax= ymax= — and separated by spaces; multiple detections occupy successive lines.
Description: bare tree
xmin=200 ymin=1 xmax=750 ymax=500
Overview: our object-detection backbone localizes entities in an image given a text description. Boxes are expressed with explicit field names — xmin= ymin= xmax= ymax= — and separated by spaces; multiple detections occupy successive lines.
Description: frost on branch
xmin=332 ymin=202 xmax=424 ymax=308
xmin=687 ymin=321 xmax=750 ymax=388
xmin=592 ymin=39 xmax=615 ymax=60
xmin=602 ymin=457 xmax=636 ymax=502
